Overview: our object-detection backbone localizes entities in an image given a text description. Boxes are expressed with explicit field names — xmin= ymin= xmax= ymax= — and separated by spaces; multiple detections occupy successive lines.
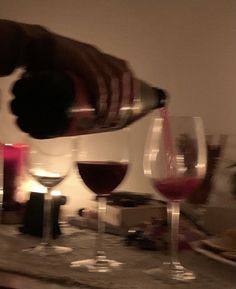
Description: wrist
xmin=0 ymin=20 xmax=29 ymax=75
xmin=19 ymin=22 xmax=56 ymax=71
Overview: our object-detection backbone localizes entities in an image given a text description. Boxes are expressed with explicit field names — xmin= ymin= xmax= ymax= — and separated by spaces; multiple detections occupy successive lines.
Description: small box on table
xmin=69 ymin=192 xmax=167 ymax=235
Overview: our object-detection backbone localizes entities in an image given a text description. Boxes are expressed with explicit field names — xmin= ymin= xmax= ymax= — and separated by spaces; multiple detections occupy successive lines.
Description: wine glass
xmin=23 ymin=136 xmax=74 ymax=256
xmin=71 ymin=129 xmax=129 ymax=272
xmin=143 ymin=115 xmax=206 ymax=282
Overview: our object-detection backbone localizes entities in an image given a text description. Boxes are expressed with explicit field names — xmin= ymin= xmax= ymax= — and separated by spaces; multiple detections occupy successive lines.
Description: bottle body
xmin=11 ymin=71 xmax=168 ymax=139
xmin=63 ymin=78 xmax=168 ymax=137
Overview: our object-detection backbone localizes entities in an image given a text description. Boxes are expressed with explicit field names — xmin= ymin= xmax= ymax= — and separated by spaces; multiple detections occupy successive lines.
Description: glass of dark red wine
xmin=143 ymin=115 xmax=206 ymax=282
xmin=71 ymin=129 xmax=129 ymax=272
xmin=23 ymin=137 xmax=74 ymax=256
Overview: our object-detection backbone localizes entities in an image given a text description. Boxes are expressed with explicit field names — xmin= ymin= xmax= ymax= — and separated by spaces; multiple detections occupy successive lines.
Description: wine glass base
xmin=23 ymin=243 xmax=73 ymax=256
xmin=144 ymin=261 xmax=196 ymax=282
xmin=71 ymin=258 xmax=123 ymax=273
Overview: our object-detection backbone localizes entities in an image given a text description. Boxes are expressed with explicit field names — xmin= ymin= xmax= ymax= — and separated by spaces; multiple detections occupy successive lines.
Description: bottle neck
xmin=128 ymin=81 xmax=168 ymax=121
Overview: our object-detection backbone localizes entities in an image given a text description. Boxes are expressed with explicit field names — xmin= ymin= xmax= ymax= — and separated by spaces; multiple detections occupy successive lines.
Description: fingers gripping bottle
xmin=11 ymin=70 xmax=168 ymax=139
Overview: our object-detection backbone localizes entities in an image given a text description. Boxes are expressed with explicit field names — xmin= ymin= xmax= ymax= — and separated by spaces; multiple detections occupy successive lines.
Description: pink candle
xmin=3 ymin=144 xmax=28 ymax=211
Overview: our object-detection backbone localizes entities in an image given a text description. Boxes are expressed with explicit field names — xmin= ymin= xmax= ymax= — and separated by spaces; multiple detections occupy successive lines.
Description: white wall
xmin=1 ymin=0 xmax=236 ymax=214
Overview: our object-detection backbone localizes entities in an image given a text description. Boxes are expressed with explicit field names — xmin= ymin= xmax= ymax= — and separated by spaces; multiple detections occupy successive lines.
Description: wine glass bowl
xmin=144 ymin=115 xmax=206 ymax=282
xmin=77 ymin=161 xmax=128 ymax=197
xmin=71 ymin=129 xmax=129 ymax=272
xmin=24 ymin=137 xmax=74 ymax=256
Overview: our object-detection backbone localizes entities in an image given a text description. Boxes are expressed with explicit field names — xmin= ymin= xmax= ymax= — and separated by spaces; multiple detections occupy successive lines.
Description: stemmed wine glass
xmin=23 ymin=136 xmax=74 ymax=256
xmin=71 ymin=129 xmax=129 ymax=272
xmin=143 ymin=115 xmax=206 ymax=282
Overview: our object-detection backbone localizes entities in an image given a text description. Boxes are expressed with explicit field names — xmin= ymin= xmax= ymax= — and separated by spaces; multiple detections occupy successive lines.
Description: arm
xmin=0 ymin=19 xmax=134 ymax=118
xmin=0 ymin=19 xmax=52 ymax=75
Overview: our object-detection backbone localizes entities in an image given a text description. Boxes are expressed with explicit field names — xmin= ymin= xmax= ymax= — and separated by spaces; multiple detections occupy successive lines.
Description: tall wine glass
xmin=24 ymin=137 xmax=74 ymax=256
xmin=71 ymin=129 xmax=129 ymax=272
xmin=143 ymin=115 xmax=206 ymax=282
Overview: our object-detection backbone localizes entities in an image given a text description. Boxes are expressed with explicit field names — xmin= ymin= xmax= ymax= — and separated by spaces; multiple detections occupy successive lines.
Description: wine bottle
xmin=11 ymin=70 xmax=168 ymax=139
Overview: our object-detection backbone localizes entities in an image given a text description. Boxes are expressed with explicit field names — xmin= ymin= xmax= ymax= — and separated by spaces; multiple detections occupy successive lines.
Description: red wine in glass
xmin=152 ymin=177 xmax=202 ymax=201
xmin=71 ymin=129 xmax=130 ymax=272
xmin=144 ymin=112 xmax=206 ymax=281
xmin=77 ymin=161 xmax=128 ymax=196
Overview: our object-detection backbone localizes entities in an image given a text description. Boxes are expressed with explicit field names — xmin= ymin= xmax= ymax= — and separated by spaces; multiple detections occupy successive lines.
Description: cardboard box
xmin=105 ymin=201 xmax=166 ymax=229
xmin=68 ymin=201 xmax=167 ymax=235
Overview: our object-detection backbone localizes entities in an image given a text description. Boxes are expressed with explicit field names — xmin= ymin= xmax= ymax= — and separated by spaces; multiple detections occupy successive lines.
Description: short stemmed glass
xmin=71 ymin=129 xmax=129 ymax=272
xmin=143 ymin=115 xmax=206 ymax=282
xmin=24 ymin=137 xmax=74 ymax=256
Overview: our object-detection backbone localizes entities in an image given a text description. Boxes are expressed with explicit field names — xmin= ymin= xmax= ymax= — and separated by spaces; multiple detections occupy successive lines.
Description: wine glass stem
xmin=96 ymin=196 xmax=107 ymax=258
xmin=42 ymin=188 xmax=53 ymax=246
xmin=169 ymin=201 xmax=180 ymax=264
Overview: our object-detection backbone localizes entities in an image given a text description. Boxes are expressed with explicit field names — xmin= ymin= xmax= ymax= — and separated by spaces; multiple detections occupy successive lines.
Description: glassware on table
xmin=143 ymin=114 xmax=207 ymax=282
xmin=71 ymin=129 xmax=129 ymax=272
xmin=23 ymin=137 xmax=74 ymax=256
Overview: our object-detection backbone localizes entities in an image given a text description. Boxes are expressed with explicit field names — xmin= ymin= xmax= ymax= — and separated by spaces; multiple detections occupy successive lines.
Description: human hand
xmin=10 ymin=42 xmax=136 ymax=138
xmin=22 ymin=29 xmax=135 ymax=124
xmin=0 ymin=20 xmax=136 ymax=133
xmin=42 ymin=33 xmax=135 ymax=123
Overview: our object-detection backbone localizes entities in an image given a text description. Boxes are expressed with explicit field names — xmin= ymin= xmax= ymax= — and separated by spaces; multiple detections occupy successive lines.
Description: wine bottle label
xmin=63 ymin=73 xmax=97 ymax=136
xmin=103 ymin=73 xmax=134 ymax=128
xmin=63 ymin=73 xmax=167 ymax=136
xmin=115 ymin=74 xmax=137 ymax=129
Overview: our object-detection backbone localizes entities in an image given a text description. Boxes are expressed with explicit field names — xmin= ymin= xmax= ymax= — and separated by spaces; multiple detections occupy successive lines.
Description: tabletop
xmin=0 ymin=225 xmax=236 ymax=289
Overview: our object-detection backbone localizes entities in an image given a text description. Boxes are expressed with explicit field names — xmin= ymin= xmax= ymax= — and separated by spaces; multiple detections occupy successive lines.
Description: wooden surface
xmin=0 ymin=225 xmax=236 ymax=289
xmin=0 ymin=271 xmax=98 ymax=289
xmin=0 ymin=271 xmax=73 ymax=289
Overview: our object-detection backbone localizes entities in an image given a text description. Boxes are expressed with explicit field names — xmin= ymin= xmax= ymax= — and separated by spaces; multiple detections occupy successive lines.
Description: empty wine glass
xmin=71 ymin=129 xmax=129 ymax=272
xmin=23 ymin=136 xmax=74 ymax=256
xmin=143 ymin=114 xmax=206 ymax=282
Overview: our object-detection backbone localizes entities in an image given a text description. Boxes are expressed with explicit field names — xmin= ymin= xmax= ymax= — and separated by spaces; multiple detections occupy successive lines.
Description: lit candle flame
xmin=22 ymin=179 xmax=61 ymax=195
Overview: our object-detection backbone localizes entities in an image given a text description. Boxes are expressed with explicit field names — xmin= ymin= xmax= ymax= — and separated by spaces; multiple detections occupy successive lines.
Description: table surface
xmin=0 ymin=257 xmax=236 ymax=289
xmin=0 ymin=271 xmax=74 ymax=289
xmin=0 ymin=225 xmax=236 ymax=289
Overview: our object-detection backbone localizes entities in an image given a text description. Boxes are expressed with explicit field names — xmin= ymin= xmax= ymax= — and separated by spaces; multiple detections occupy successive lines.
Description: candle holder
xmin=19 ymin=192 xmax=67 ymax=238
